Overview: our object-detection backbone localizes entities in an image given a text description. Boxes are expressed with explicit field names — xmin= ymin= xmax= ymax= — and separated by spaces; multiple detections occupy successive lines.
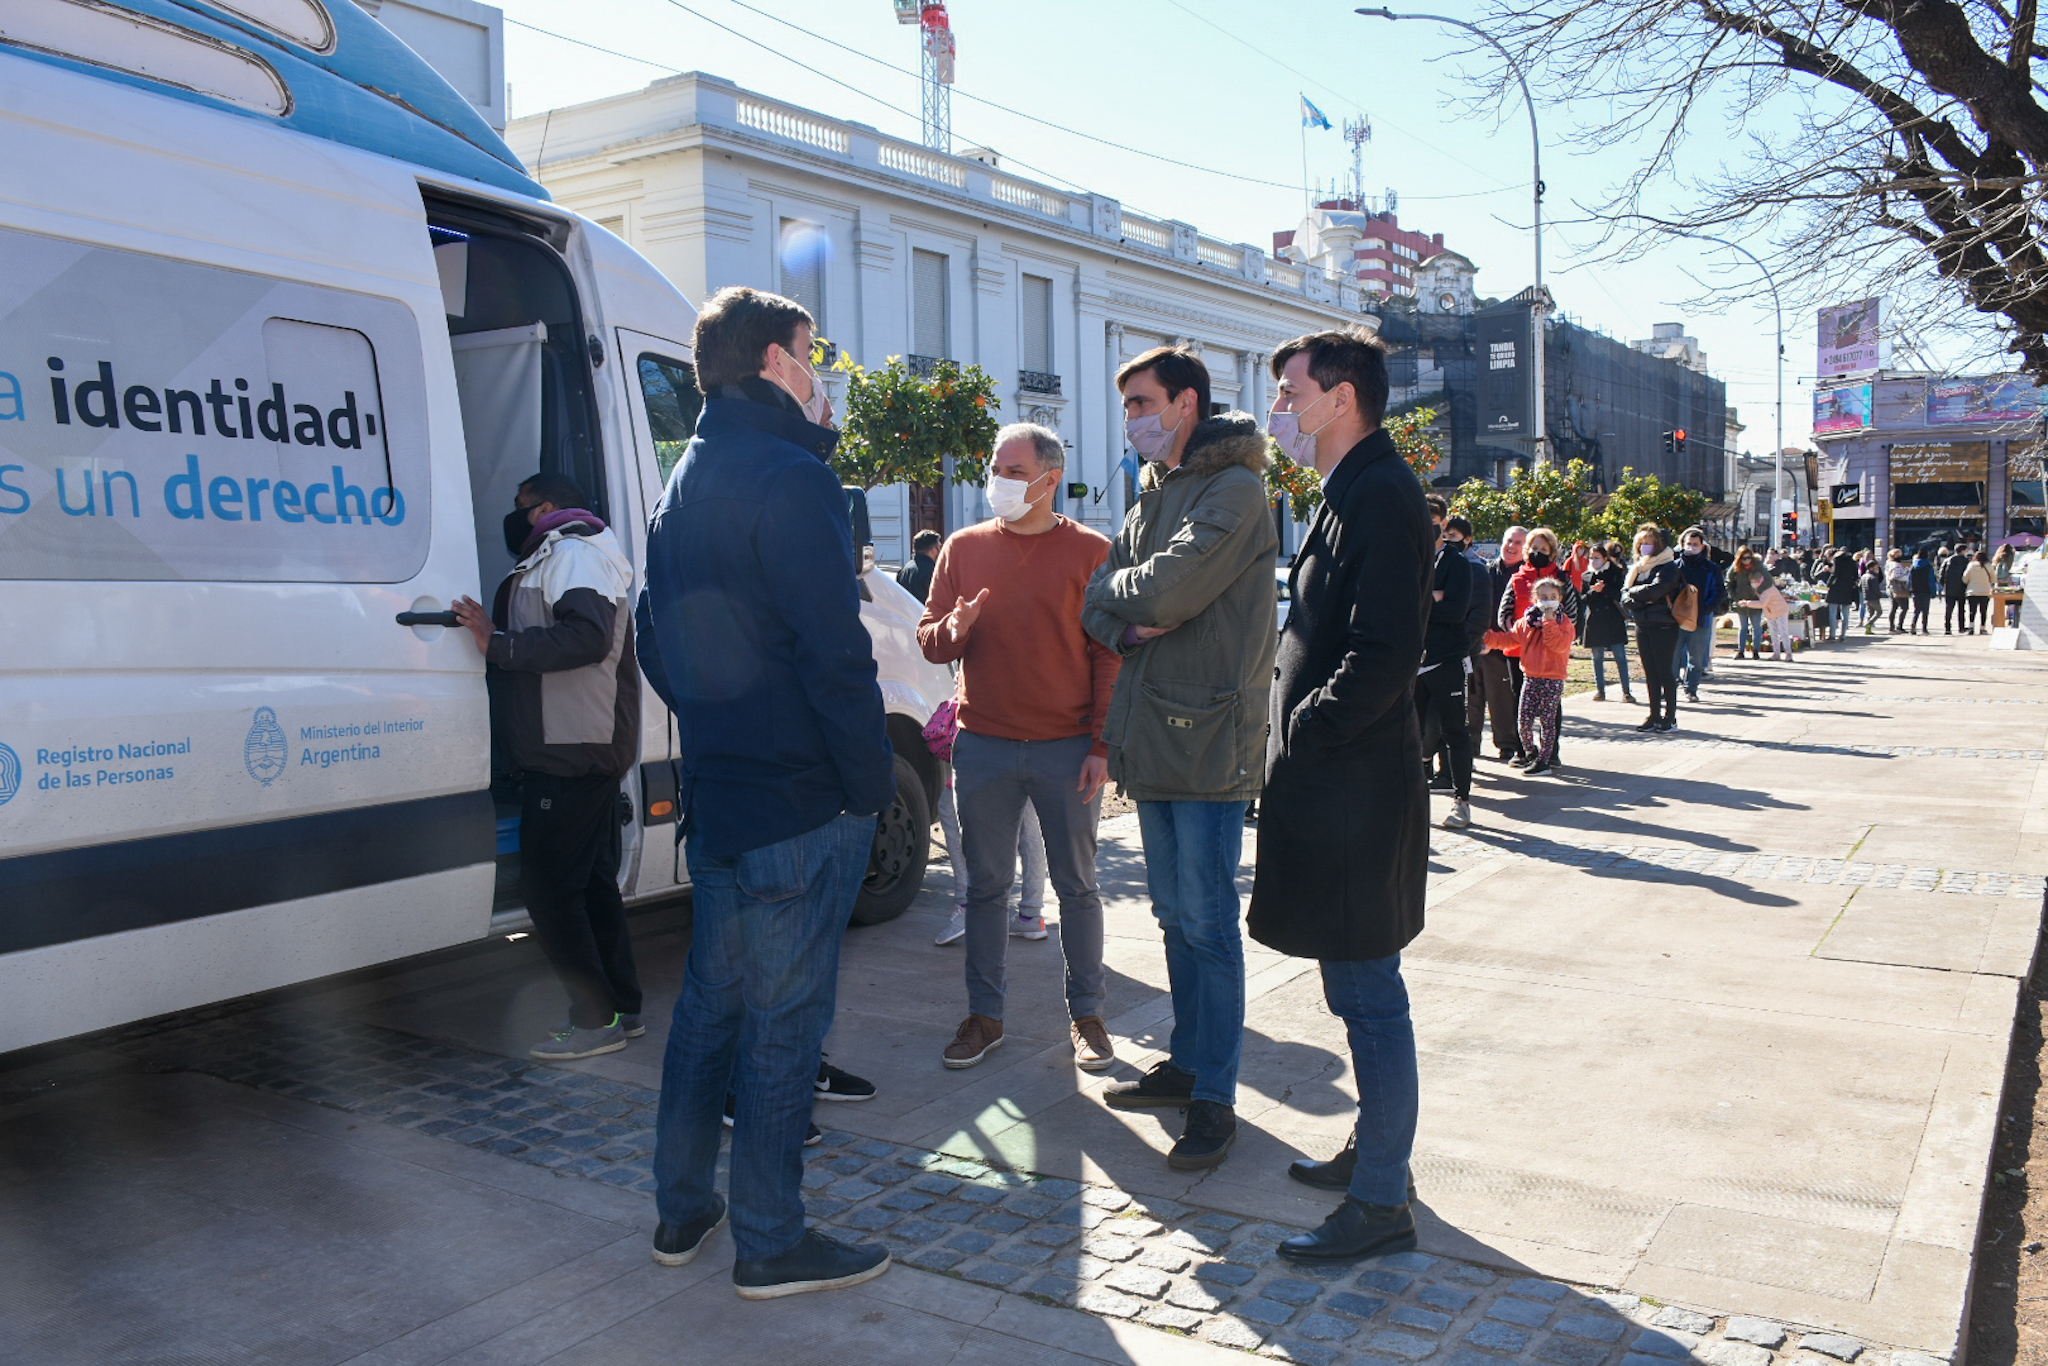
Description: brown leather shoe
xmin=1070 ymin=1015 xmax=1115 ymax=1072
xmin=943 ymin=1014 xmax=1005 ymax=1069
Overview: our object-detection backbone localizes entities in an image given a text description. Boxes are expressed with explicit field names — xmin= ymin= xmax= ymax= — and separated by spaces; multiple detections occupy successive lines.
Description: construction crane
xmin=893 ymin=0 xmax=955 ymax=152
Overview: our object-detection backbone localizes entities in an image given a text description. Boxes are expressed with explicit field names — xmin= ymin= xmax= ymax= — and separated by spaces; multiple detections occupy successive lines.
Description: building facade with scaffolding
xmin=503 ymin=71 xmax=1375 ymax=562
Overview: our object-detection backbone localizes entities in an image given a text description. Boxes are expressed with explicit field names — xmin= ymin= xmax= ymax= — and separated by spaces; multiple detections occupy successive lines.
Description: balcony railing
xmin=1018 ymin=370 xmax=1062 ymax=396
xmin=906 ymin=353 xmax=946 ymax=378
xmin=558 ymin=76 xmax=1371 ymax=318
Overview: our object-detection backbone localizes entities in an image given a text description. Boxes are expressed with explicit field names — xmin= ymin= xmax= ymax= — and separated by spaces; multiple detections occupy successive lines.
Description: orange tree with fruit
xmin=816 ymin=338 xmax=1001 ymax=490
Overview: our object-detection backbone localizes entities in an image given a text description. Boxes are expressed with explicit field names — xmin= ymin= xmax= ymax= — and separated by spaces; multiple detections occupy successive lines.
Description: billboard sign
xmin=1925 ymin=376 xmax=2046 ymax=425
xmin=1817 ymin=298 xmax=1885 ymax=376
xmin=1830 ymin=483 xmax=1861 ymax=507
xmin=1813 ymin=383 xmax=1873 ymax=435
xmin=1475 ymin=306 xmax=1528 ymax=440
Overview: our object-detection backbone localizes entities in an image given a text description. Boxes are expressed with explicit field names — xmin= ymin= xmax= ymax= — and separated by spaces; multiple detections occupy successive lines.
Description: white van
xmin=0 ymin=1 xmax=951 ymax=1054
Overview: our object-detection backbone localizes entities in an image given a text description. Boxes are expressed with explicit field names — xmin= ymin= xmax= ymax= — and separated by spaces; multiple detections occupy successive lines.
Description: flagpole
xmin=1300 ymin=110 xmax=1310 ymax=214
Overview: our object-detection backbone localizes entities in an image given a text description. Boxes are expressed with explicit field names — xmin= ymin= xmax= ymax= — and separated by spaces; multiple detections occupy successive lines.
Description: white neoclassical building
xmin=503 ymin=72 xmax=1377 ymax=560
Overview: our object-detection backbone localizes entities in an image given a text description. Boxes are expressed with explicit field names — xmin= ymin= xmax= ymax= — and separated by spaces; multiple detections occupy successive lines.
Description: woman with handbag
xmin=1623 ymin=523 xmax=1687 ymax=732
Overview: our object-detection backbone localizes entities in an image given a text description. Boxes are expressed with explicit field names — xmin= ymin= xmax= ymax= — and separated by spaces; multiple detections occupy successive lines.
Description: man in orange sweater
xmin=917 ymin=424 xmax=1121 ymax=1072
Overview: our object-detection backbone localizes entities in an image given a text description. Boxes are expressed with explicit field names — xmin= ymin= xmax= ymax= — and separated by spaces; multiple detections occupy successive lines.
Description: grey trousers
xmin=953 ymin=729 xmax=1105 ymax=1021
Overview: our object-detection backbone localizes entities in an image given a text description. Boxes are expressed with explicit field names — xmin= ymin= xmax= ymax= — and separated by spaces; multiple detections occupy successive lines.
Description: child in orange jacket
xmin=1484 ymin=576 xmax=1574 ymax=775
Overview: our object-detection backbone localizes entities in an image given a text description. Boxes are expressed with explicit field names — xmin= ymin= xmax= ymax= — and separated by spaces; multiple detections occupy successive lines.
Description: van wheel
xmin=852 ymin=750 xmax=931 ymax=927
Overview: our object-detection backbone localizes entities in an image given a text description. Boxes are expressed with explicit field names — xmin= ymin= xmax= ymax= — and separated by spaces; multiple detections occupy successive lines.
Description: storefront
xmin=1813 ymin=374 xmax=2044 ymax=552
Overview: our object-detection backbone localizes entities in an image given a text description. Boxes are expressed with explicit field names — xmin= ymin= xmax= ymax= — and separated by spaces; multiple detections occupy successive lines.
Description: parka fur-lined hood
xmin=1140 ymin=411 xmax=1270 ymax=490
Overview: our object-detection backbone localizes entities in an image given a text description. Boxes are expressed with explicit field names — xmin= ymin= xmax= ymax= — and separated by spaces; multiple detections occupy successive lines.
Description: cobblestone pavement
xmin=108 ymin=1003 xmax=1950 ymax=1366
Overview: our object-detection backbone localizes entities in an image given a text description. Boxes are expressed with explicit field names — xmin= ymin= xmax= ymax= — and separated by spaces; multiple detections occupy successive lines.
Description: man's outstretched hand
xmin=947 ymin=588 xmax=991 ymax=642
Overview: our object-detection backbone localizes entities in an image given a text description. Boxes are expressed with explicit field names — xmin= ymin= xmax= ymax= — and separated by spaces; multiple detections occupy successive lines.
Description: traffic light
xmin=1674 ymin=428 xmax=1688 ymax=456
xmin=1781 ymin=510 xmax=1799 ymax=546
xmin=1661 ymin=430 xmax=1674 ymax=455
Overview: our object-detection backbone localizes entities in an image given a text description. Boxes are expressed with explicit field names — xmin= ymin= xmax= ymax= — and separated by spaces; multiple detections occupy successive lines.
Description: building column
xmin=1106 ymin=321 xmax=1127 ymax=527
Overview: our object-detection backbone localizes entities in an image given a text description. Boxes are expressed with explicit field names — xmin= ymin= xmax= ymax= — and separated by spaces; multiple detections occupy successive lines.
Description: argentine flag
xmin=1300 ymin=95 xmax=1331 ymax=130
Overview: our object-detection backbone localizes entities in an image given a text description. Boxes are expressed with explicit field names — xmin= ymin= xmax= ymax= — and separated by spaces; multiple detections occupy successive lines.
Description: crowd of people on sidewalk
xmin=1809 ymin=539 xmax=2010 ymax=639
xmin=464 ymin=281 xmax=2028 ymax=1308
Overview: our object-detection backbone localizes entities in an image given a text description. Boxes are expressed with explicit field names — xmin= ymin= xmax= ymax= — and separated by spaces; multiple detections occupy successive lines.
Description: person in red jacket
xmin=1497 ymin=527 xmax=1582 ymax=630
xmin=1485 ymin=576 xmax=1574 ymax=776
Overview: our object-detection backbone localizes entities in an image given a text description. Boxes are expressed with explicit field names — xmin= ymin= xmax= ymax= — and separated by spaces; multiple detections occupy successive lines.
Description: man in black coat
xmin=1248 ymin=328 xmax=1431 ymax=1265
xmin=896 ymin=529 xmax=941 ymax=603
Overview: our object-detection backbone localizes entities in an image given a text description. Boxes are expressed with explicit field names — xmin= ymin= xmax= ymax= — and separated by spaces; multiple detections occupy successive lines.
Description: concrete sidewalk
xmin=2 ymin=631 xmax=2040 ymax=1365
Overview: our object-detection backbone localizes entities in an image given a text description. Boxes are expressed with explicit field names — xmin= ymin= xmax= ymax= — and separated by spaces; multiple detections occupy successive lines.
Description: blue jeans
xmin=1321 ymin=955 xmax=1418 ymax=1208
xmin=1589 ymin=642 xmax=1630 ymax=695
xmin=1137 ymin=800 xmax=1249 ymax=1106
xmin=1675 ymin=619 xmax=1715 ymax=692
xmin=652 ymin=812 xmax=876 ymax=1261
xmin=1735 ymin=611 xmax=1763 ymax=654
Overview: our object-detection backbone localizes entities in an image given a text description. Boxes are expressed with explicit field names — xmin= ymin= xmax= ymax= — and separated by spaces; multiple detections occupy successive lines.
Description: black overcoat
xmin=1247 ymin=430 xmax=1433 ymax=962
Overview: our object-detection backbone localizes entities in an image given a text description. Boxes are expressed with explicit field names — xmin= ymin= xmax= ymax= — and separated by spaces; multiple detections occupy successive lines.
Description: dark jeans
xmin=1321 ymin=955 xmax=1418 ymax=1208
xmin=1969 ymin=596 xmax=1991 ymax=629
xmin=520 ymin=771 xmax=640 ymax=1029
xmin=1676 ymin=620 xmax=1716 ymax=693
xmin=1637 ymin=623 xmax=1681 ymax=721
xmin=1889 ymin=595 xmax=1909 ymax=631
xmin=1911 ymin=592 xmax=1930 ymax=631
xmin=1472 ymin=650 xmax=1520 ymax=755
xmin=1415 ymin=663 xmax=1472 ymax=801
xmin=1945 ymin=593 xmax=1964 ymax=631
xmin=1137 ymin=800 xmax=1249 ymax=1106
xmin=653 ymin=812 xmax=876 ymax=1261
xmin=954 ymin=730 xmax=1105 ymax=1021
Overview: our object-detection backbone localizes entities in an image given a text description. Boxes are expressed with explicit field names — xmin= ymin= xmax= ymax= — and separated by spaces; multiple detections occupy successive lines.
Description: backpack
xmin=1672 ymin=582 xmax=1701 ymax=632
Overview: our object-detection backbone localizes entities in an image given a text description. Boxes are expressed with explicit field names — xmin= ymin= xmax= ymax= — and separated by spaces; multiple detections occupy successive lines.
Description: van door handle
xmin=396 ymin=610 xmax=461 ymax=627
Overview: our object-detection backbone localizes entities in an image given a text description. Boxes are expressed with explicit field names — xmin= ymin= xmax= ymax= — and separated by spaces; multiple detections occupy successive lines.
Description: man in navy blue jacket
xmin=637 ymin=286 xmax=896 ymax=1300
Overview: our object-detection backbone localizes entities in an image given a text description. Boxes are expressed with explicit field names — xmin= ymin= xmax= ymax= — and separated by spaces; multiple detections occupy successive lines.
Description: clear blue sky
xmin=494 ymin=0 xmax=1935 ymax=452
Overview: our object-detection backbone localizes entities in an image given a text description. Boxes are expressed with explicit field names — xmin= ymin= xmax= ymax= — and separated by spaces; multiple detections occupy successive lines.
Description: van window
xmin=636 ymin=354 xmax=702 ymax=482
xmin=0 ymin=225 xmax=429 ymax=582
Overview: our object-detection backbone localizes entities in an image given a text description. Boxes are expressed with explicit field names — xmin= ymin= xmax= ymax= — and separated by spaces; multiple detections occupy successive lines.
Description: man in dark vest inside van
xmin=453 ymin=473 xmax=643 ymax=1063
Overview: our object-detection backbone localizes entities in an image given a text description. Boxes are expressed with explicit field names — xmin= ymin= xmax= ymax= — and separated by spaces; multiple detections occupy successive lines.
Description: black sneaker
xmin=723 ymin=1094 xmax=823 ymax=1146
xmin=816 ymin=1061 xmax=877 ymax=1102
xmin=652 ymin=1195 xmax=727 ymax=1267
xmin=1524 ymin=760 xmax=1554 ymax=777
xmin=1168 ymin=1099 xmax=1237 ymax=1171
xmin=733 ymin=1228 xmax=891 ymax=1300
xmin=1428 ymin=771 xmax=1453 ymax=791
xmin=1102 ymin=1059 xmax=1196 ymax=1110
xmin=1277 ymin=1196 xmax=1418 ymax=1263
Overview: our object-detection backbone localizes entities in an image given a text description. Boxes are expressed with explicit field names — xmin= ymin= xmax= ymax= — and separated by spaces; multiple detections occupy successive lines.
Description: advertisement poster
xmin=1474 ymin=305 xmax=1529 ymax=440
xmin=1925 ymin=377 xmax=2046 ymax=425
xmin=1817 ymin=298 xmax=1885 ymax=376
xmin=1813 ymin=383 xmax=1873 ymax=435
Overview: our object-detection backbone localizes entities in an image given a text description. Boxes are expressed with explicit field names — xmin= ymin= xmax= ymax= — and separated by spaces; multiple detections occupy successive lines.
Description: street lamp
xmin=1358 ymin=8 xmax=1547 ymax=465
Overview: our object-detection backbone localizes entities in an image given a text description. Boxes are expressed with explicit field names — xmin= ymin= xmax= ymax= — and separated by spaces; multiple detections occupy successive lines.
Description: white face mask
xmin=1588 ymin=556 xmax=1606 ymax=573
xmin=1637 ymin=543 xmax=1656 ymax=559
xmin=771 ymin=346 xmax=830 ymax=426
xmin=1268 ymin=389 xmax=1335 ymax=467
xmin=1125 ymin=406 xmax=1182 ymax=462
xmin=986 ymin=470 xmax=1044 ymax=523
